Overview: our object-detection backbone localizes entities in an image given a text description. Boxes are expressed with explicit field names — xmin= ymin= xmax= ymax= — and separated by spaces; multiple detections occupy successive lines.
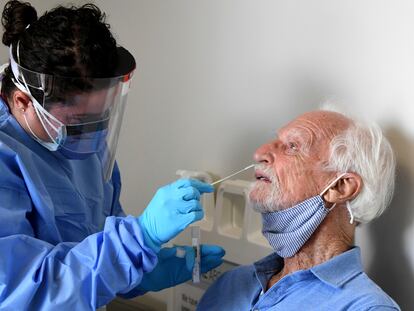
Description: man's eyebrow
xmin=286 ymin=129 xmax=308 ymax=140
xmin=280 ymin=127 xmax=314 ymax=153
xmin=278 ymin=127 xmax=309 ymax=140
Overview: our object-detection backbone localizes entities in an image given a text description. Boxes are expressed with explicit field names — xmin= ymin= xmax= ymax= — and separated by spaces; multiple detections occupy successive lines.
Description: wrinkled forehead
xmin=280 ymin=111 xmax=350 ymax=136
xmin=278 ymin=111 xmax=352 ymax=153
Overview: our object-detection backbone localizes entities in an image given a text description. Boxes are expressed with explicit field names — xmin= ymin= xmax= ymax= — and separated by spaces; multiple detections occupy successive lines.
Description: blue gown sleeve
xmin=0 ymin=136 xmax=157 ymax=309
xmin=0 ymin=215 xmax=158 ymax=310
xmin=109 ymin=161 xmax=126 ymax=217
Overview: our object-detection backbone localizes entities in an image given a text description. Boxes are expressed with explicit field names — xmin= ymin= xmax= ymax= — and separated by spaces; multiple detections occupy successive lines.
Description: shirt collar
xmin=253 ymin=246 xmax=363 ymax=290
xmin=310 ymin=246 xmax=363 ymax=288
xmin=254 ymin=252 xmax=283 ymax=274
xmin=253 ymin=252 xmax=284 ymax=292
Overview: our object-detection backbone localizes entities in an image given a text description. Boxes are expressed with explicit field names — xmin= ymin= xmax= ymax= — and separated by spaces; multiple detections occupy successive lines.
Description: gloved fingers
xmin=199 ymin=245 xmax=225 ymax=273
xmin=200 ymin=244 xmax=225 ymax=258
xmin=177 ymin=199 xmax=202 ymax=213
xmin=200 ymin=255 xmax=224 ymax=273
xmin=176 ymin=245 xmax=226 ymax=272
xmin=178 ymin=187 xmax=201 ymax=201
xmin=158 ymin=246 xmax=180 ymax=260
xmin=200 ymin=245 xmax=225 ymax=272
xmin=163 ymin=245 xmax=196 ymax=271
xmin=181 ymin=210 xmax=204 ymax=226
xmin=184 ymin=246 xmax=195 ymax=271
xmin=174 ymin=178 xmax=214 ymax=194
xmin=175 ymin=246 xmax=187 ymax=259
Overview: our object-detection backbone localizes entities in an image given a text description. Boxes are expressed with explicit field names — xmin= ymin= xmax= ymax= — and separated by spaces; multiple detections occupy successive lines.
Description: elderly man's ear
xmin=322 ymin=173 xmax=363 ymax=204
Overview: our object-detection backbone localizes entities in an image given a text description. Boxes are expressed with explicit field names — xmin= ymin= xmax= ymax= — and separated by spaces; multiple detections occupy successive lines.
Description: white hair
xmin=324 ymin=113 xmax=396 ymax=224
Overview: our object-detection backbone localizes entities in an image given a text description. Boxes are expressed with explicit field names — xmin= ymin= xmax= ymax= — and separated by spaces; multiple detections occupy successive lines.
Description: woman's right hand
xmin=137 ymin=179 xmax=214 ymax=252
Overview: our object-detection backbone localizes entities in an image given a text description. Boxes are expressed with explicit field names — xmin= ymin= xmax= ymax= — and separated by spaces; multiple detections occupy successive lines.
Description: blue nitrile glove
xmin=138 ymin=244 xmax=225 ymax=292
xmin=138 ymin=179 xmax=214 ymax=252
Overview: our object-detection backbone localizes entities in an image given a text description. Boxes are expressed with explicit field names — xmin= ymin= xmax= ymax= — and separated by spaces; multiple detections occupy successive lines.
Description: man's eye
xmin=288 ymin=142 xmax=298 ymax=150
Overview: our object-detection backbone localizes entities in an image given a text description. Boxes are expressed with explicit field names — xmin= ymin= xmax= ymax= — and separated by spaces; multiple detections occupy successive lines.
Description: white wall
xmin=1 ymin=0 xmax=413 ymax=309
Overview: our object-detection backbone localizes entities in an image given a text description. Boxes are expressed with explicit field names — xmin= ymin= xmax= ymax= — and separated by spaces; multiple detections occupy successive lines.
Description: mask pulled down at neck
xmin=261 ymin=173 xmax=353 ymax=258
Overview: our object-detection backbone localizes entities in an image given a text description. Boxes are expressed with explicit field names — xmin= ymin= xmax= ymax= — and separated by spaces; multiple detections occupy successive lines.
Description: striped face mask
xmin=261 ymin=173 xmax=353 ymax=258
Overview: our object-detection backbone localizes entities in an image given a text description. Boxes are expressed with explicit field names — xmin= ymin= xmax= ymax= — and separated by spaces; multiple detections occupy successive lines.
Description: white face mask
xmin=22 ymin=109 xmax=65 ymax=151
xmin=10 ymin=42 xmax=66 ymax=151
xmin=13 ymin=78 xmax=66 ymax=151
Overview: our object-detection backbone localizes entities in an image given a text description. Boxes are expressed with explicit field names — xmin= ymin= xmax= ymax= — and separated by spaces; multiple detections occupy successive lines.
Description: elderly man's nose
xmin=254 ymin=143 xmax=275 ymax=164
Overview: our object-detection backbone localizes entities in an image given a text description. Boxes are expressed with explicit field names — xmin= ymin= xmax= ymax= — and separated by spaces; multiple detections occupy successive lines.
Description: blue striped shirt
xmin=197 ymin=247 xmax=400 ymax=311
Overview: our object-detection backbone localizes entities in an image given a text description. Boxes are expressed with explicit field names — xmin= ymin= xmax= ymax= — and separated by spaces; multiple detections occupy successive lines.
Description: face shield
xmin=9 ymin=42 xmax=136 ymax=181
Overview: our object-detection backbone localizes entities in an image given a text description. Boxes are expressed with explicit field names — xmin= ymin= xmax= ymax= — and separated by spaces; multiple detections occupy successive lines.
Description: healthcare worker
xmin=0 ymin=1 xmax=224 ymax=310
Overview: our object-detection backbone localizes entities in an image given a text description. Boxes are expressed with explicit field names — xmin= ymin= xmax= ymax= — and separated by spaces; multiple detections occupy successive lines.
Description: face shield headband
xmin=9 ymin=42 xmax=65 ymax=151
xmin=8 ymin=41 xmax=136 ymax=181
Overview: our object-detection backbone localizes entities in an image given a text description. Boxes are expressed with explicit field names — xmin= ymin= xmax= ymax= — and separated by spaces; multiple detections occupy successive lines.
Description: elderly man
xmin=197 ymin=109 xmax=400 ymax=310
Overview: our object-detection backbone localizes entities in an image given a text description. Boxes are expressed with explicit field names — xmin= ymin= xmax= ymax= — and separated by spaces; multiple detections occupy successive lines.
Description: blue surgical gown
xmin=0 ymin=98 xmax=158 ymax=310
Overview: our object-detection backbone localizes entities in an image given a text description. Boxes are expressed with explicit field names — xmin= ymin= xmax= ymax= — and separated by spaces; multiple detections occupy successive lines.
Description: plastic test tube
xmin=191 ymin=226 xmax=201 ymax=283
xmin=188 ymin=164 xmax=255 ymax=283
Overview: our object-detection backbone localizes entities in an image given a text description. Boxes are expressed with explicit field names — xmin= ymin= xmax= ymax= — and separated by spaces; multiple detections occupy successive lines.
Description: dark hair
xmin=1 ymin=0 xmax=118 ymax=103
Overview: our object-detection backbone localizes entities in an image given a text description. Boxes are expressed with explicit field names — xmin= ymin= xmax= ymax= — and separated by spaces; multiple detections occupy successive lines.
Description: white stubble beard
xmin=248 ymin=165 xmax=285 ymax=213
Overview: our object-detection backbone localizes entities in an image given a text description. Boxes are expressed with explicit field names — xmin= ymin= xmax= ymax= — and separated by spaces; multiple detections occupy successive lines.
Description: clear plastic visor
xmin=9 ymin=45 xmax=135 ymax=181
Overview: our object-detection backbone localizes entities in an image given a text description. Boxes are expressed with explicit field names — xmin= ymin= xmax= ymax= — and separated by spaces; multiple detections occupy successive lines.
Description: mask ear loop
xmin=319 ymin=173 xmax=355 ymax=224
xmin=346 ymin=201 xmax=354 ymax=224
xmin=22 ymin=113 xmax=39 ymax=139
xmin=319 ymin=173 xmax=347 ymax=196
xmin=11 ymin=42 xmax=65 ymax=145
